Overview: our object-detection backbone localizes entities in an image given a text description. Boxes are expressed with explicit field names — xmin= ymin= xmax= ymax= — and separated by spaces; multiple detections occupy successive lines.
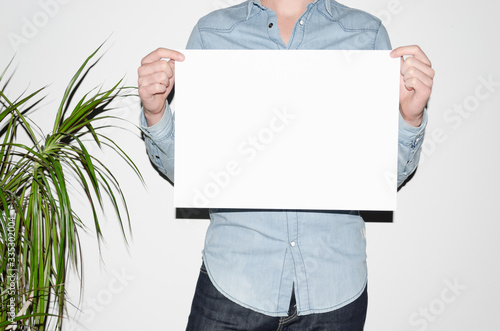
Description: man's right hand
xmin=138 ymin=48 xmax=185 ymax=126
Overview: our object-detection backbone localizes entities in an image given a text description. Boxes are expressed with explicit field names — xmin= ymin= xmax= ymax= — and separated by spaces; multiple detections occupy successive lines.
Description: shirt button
xmin=268 ymin=23 xmax=273 ymax=28
xmin=299 ymin=19 xmax=304 ymax=26
xmin=290 ymin=241 xmax=296 ymax=247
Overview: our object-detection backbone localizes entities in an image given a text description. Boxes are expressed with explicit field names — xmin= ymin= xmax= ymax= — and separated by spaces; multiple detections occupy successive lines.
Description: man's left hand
xmin=391 ymin=45 xmax=435 ymax=127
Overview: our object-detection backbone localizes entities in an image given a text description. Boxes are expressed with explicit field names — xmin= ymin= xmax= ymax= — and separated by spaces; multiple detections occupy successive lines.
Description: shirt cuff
xmin=398 ymin=109 xmax=427 ymax=143
xmin=139 ymin=105 xmax=174 ymax=140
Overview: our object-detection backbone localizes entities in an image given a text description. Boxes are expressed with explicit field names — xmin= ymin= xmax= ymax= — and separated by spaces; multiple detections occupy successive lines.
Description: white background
xmin=0 ymin=0 xmax=499 ymax=330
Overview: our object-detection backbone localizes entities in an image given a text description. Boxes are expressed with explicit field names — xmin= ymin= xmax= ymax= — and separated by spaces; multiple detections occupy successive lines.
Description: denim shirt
xmin=141 ymin=0 xmax=427 ymax=317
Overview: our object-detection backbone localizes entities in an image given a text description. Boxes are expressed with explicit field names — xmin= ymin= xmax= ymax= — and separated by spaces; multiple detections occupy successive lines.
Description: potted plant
xmin=0 ymin=45 xmax=141 ymax=330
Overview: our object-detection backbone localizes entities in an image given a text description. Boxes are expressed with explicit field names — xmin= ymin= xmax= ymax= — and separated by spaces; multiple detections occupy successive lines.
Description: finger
xmin=141 ymin=47 xmax=185 ymax=65
xmin=403 ymin=67 xmax=434 ymax=90
xmin=138 ymin=71 xmax=171 ymax=89
xmin=402 ymin=74 xmax=433 ymax=99
xmin=138 ymin=59 xmax=174 ymax=78
xmin=169 ymin=59 xmax=176 ymax=77
xmin=401 ymin=57 xmax=435 ymax=82
xmin=390 ymin=45 xmax=431 ymax=67
xmin=170 ymin=60 xmax=176 ymax=86
xmin=138 ymin=83 xmax=168 ymax=99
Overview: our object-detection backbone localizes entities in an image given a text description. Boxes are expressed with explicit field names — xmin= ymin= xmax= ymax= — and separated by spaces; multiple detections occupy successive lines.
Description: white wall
xmin=1 ymin=0 xmax=499 ymax=330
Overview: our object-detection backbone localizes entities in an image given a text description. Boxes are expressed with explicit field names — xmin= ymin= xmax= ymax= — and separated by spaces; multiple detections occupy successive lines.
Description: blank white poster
xmin=174 ymin=50 xmax=400 ymax=210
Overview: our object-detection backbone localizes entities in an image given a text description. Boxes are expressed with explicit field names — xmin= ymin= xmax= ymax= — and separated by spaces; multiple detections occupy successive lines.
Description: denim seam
xmin=294 ymin=6 xmax=316 ymax=48
xmin=276 ymin=248 xmax=289 ymax=314
xmin=327 ymin=1 xmax=382 ymax=29
xmin=398 ymin=139 xmax=415 ymax=147
xmin=317 ymin=10 xmax=379 ymax=33
xmin=294 ymin=211 xmax=311 ymax=311
xmin=289 ymin=245 xmax=301 ymax=314
xmin=277 ymin=212 xmax=291 ymax=312
xmin=328 ymin=0 xmax=350 ymax=11
xmin=278 ymin=308 xmax=298 ymax=325
xmin=197 ymin=24 xmax=207 ymax=49
xmin=149 ymin=129 xmax=175 ymax=144
xmin=295 ymin=242 xmax=311 ymax=312
xmin=199 ymin=10 xmax=263 ymax=34
xmin=372 ymin=20 xmax=382 ymax=50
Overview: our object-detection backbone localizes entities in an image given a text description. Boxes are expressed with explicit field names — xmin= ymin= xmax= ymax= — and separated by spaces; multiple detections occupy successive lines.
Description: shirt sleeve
xmin=374 ymin=22 xmax=392 ymax=50
xmin=186 ymin=22 xmax=204 ymax=49
xmin=374 ymin=21 xmax=427 ymax=187
xmin=397 ymin=109 xmax=427 ymax=187
xmin=140 ymin=22 xmax=204 ymax=183
xmin=140 ymin=104 xmax=175 ymax=182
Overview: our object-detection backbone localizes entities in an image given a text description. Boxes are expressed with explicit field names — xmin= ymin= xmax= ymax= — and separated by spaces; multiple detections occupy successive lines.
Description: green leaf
xmin=0 ymin=43 xmax=143 ymax=329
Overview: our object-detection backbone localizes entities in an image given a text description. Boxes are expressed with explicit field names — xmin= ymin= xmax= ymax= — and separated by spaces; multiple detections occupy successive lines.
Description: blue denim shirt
xmin=141 ymin=0 xmax=427 ymax=317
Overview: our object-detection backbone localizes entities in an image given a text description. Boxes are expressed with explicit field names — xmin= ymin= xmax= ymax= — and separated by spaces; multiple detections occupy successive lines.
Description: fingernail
xmin=179 ymin=53 xmax=185 ymax=61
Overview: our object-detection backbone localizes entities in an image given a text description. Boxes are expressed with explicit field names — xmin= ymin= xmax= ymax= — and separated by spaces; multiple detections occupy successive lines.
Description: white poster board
xmin=174 ymin=50 xmax=400 ymax=210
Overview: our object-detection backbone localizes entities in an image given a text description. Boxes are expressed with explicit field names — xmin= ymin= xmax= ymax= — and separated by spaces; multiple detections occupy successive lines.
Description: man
xmin=138 ymin=0 xmax=434 ymax=329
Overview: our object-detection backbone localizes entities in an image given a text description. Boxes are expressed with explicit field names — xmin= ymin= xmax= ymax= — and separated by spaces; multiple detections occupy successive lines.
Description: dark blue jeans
xmin=186 ymin=263 xmax=367 ymax=331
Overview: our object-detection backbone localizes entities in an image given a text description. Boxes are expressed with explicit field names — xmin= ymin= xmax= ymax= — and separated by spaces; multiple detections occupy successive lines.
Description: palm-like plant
xmin=0 ymin=46 xmax=141 ymax=330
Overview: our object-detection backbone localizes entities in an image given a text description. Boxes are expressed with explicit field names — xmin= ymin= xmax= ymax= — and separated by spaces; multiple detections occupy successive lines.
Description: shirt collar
xmin=246 ymin=0 xmax=333 ymax=20
xmin=246 ymin=0 xmax=263 ymax=19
